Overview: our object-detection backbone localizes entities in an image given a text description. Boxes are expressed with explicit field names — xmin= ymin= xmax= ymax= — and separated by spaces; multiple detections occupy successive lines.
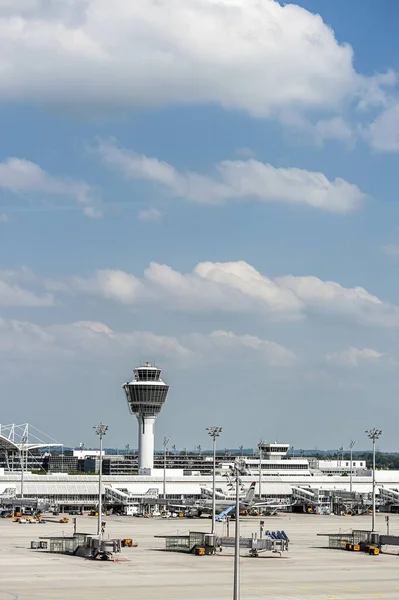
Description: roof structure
xmin=0 ymin=423 xmax=62 ymax=452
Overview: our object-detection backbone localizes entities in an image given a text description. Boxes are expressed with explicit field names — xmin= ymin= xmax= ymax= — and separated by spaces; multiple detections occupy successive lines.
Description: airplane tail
xmin=244 ymin=481 xmax=256 ymax=504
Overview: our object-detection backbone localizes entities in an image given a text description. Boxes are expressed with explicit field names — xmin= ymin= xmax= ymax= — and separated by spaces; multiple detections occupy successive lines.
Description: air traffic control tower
xmin=122 ymin=362 xmax=169 ymax=471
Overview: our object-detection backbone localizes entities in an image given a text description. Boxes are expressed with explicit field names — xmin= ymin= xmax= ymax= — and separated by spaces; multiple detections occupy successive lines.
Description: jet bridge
xmin=292 ymin=486 xmax=318 ymax=505
xmin=379 ymin=487 xmax=399 ymax=504
xmin=215 ymin=504 xmax=236 ymax=521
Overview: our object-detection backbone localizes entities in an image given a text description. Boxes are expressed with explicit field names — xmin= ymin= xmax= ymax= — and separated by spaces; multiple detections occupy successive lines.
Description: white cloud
xmin=0 ymin=0 xmax=393 ymax=126
xmin=235 ymin=147 xmax=255 ymax=158
xmin=44 ymin=259 xmax=399 ymax=327
xmin=0 ymin=317 xmax=191 ymax=364
xmin=367 ymin=103 xmax=399 ymax=151
xmin=97 ymin=140 xmax=365 ymax=213
xmin=65 ymin=269 xmax=144 ymax=304
xmin=0 ymin=315 xmax=295 ymax=369
xmin=326 ymin=347 xmax=390 ymax=367
xmin=315 ymin=117 xmax=354 ymax=145
xmin=276 ymin=274 xmax=387 ymax=323
xmin=191 ymin=330 xmax=297 ymax=366
xmin=49 ymin=321 xmax=192 ymax=360
xmin=0 ymin=0 xmax=38 ymax=10
xmin=0 ymin=157 xmax=99 ymax=217
xmin=0 ymin=270 xmax=53 ymax=307
xmin=83 ymin=206 xmax=102 ymax=219
xmin=144 ymin=261 xmax=303 ymax=318
xmin=0 ymin=317 xmax=62 ymax=362
xmin=382 ymin=243 xmax=399 ymax=257
xmin=138 ymin=207 xmax=163 ymax=222
xmin=0 ymin=212 xmax=8 ymax=223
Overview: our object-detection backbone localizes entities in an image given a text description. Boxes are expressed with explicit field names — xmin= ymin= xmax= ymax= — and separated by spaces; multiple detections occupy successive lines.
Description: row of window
xmin=260 ymin=446 xmax=289 ymax=453
xmin=126 ymin=386 xmax=169 ymax=406
xmin=247 ymin=463 xmax=309 ymax=470
xmin=134 ymin=369 xmax=162 ymax=381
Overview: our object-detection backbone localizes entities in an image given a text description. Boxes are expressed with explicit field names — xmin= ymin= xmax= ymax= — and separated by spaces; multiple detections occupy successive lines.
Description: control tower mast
xmin=122 ymin=362 xmax=169 ymax=471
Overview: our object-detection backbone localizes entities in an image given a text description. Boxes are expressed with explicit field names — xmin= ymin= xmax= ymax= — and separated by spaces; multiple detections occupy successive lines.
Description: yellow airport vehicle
xmin=344 ymin=542 xmax=360 ymax=552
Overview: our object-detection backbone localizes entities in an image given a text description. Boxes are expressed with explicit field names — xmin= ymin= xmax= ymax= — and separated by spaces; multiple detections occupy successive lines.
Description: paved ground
xmin=0 ymin=512 xmax=399 ymax=599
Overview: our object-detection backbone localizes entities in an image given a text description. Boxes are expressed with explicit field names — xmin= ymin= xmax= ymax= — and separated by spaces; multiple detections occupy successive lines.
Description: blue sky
xmin=1 ymin=0 xmax=399 ymax=452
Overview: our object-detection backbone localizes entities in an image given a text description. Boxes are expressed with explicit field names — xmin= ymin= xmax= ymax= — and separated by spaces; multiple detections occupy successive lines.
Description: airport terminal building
xmin=1 ymin=364 xmax=398 ymax=513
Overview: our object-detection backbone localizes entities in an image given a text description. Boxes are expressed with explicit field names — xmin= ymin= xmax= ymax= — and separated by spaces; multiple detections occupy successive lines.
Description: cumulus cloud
xmin=382 ymin=243 xmax=399 ymax=257
xmin=0 ymin=269 xmax=53 ymax=307
xmin=43 ymin=259 xmax=399 ymax=327
xmin=326 ymin=347 xmax=390 ymax=367
xmin=0 ymin=157 xmax=100 ymax=217
xmin=96 ymin=140 xmax=365 ymax=213
xmin=138 ymin=207 xmax=163 ymax=222
xmin=276 ymin=274 xmax=392 ymax=325
xmin=314 ymin=117 xmax=355 ymax=145
xmin=63 ymin=269 xmax=144 ymax=304
xmin=367 ymin=104 xmax=399 ymax=152
xmin=0 ymin=0 xmax=393 ymax=127
xmin=0 ymin=316 xmax=294 ymax=368
xmin=188 ymin=330 xmax=296 ymax=366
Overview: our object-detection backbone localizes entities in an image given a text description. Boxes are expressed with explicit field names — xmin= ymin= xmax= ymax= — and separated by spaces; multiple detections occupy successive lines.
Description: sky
xmin=1 ymin=0 xmax=399 ymax=452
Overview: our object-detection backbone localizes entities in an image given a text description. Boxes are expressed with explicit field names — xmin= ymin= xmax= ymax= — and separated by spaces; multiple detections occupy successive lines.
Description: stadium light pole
xmin=163 ymin=436 xmax=170 ymax=502
xmin=349 ymin=440 xmax=356 ymax=494
xmin=94 ymin=423 xmax=108 ymax=541
xmin=258 ymin=440 xmax=263 ymax=501
xmin=233 ymin=459 xmax=245 ymax=600
xmin=20 ymin=433 xmax=27 ymax=500
xmin=365 ymin=428 xmax=382 ymax=532
xmin=207 ymin=426 xmax=222 ymax=535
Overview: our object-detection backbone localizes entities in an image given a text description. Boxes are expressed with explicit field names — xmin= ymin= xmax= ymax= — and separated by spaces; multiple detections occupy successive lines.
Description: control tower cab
xmin=122 ymin=362 xmax=169 ymax=471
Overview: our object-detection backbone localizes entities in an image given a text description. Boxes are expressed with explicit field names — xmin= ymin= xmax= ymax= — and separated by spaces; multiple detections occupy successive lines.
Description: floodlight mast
xmin=232 ymin=459 xmax=245 ymax=600
xmin=122 ymin=362 xmax=169 ymax=471
xmin=94 ymin=423 xmax=108 ymax=543
xmin=258 ymin=440 xmax=264 ymax=501
xmin=163 ymin=436 xmax=170 ymax=502
xmin=206 ymin=426 xmax=222 ymax=535
xmin=349 ymin=440 xmax=356 ymax=494
xmin=365 ymin=428 xmax=382 ymax=532
xmin=20 ymin=433 xmax=27 ymax=499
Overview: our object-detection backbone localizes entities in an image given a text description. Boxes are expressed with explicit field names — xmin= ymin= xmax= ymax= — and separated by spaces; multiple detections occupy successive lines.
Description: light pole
xmin=232 ymin=459 xmax=245 ymax=600
xmin=163 ymin=436 xmax=169 ymax=502
xmin=94 ymin=423 xmax=108 ymax=542
xmin=258 ymin=440 xmax=263 ymax=501
xmin=365 ymin=428 xmax=382 ymax=532
xmin=349 ymin=440 xmax=356 ymax=494
xmin=207 ymin=426 xmax=222 ymax=535
xmin=20 ymin=433 xmax=27 ymax=499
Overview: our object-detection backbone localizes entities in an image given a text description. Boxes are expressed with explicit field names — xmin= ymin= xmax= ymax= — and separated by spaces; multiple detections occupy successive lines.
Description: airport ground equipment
xmin=155 ymin=529 xmax=289 ymax=556
xmin=318 ymin=529 xmax=392 ymax=555
xmin=319 ymin=529 xmax=379 ymax=550
xmin=215 ymin=504 xmax=236 ymax=522
xmin=121 ymin=538 xmax=138 ymax=548
xmin=30 ymin=532 xmax=123 ymax=558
